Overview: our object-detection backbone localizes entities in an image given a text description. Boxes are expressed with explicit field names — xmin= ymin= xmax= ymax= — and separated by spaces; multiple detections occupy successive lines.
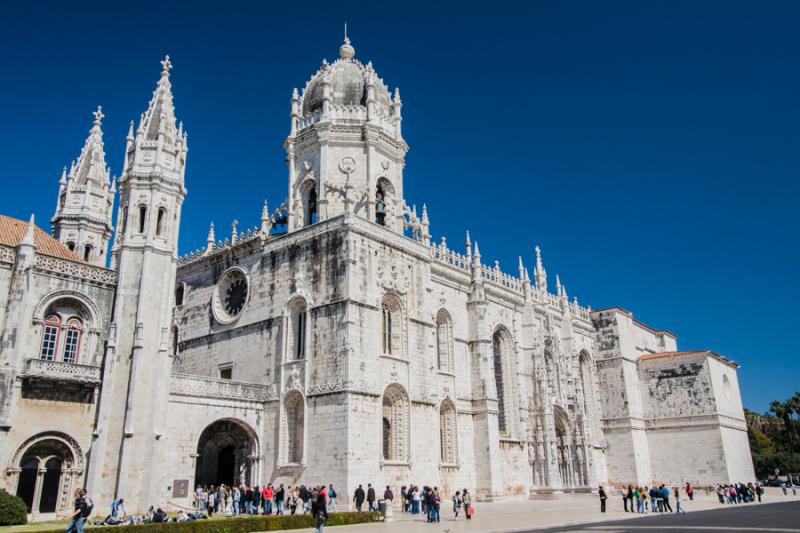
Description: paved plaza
xmin=267 ymin=488 xmax=800 ymax=533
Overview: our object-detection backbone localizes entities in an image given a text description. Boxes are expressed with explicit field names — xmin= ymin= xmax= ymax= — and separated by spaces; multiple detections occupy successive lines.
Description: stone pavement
xmin=268 ymin=487 xmax=800 ymax=533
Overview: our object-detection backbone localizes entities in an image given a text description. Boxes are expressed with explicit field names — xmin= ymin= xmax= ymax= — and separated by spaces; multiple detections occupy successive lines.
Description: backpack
xmin=329 ymin=488 xmax=336 ymax=498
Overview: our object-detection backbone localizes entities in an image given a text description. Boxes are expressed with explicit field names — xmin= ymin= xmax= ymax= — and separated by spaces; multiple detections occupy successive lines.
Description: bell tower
xmin=51 ymin=107 xmax=115 ymax=266
xmin=285 ymin=37 xmax=408 ymax=232
xmin=86 ymin=56 xmax=188 ymax=512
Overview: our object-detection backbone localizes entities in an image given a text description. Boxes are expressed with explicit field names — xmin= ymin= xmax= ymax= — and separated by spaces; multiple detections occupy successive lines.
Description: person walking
xmin=312 ymin=489 xmax=328 ymax=533
xmin=412 ymin=486 xmax=420 ymax=514
xmin=452 ymin=490 xmax=462 ymax=519
xmin=367 ymin=483 xmax=376 ymax=512
xmin=598 ymin=486 xmax=607 ymax=513
xmin=674 ymin=487 xmax=687 ymax=514
xmin=353 ymin=484 xmax=365 ymax=512
xmin=623 ymin=485 xmax=630 ymax=512
xmin=633 ymin=487 xmax=641 ymax=513
xmin=65 ymin=488 xmax=89 ymax=533
xmin=384 ymin=485 xmax=394 ymax=512
xmin=231 ymin=486 xmax=240 ymax=516
xmin=755 ymin=483 xmax=764 ymax=502
xmin=685 ymin=482 xmax=694 ymax=501
xmin=463 ymin=489 xmax=472 ymax=520
xmin=328 ymin=484 xmax=337 ymax=512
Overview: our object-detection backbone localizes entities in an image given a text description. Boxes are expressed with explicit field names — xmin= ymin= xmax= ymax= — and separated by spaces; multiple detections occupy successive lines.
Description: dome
xmin=301 ymin=40 xmax=392 ymax=116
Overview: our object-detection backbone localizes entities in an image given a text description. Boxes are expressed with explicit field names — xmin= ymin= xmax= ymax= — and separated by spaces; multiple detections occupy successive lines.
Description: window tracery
xmin=382 ymin=384 xmax=409 ymax=461
xmin=439 ymin=399 xmax=457 ymax=464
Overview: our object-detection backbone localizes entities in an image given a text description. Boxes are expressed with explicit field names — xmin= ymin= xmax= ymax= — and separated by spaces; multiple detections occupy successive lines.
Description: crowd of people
xmin=598 ymin=481 xmax=770 ymax=515
xmin=396 ymin=485 xmax=473 ymax=522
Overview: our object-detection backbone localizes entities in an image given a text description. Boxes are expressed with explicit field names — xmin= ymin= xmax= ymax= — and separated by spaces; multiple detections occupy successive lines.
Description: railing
xmin=22 ymin=358 xmax=102 ymax=384
xmin=34 ymin=255 xmax=116 ymax=285
xmin=178 ymin=227 xmax=264 ymax=265
xmin=170 ymin=373 xmax=276 ymax=402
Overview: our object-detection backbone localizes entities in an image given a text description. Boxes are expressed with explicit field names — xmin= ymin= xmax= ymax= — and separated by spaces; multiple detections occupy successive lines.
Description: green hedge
xmin=0 ymin=489 xmax=27 ymax=526
xmin=41 ymin=512 xmax=381 ymax=533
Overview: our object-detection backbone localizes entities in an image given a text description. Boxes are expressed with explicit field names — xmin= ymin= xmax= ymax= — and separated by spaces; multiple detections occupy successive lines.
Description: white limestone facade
xmin=0 ymin=39 xmax=754 ymax=519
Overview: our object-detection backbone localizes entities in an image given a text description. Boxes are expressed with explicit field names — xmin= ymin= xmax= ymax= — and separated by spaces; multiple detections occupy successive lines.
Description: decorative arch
xmin=492 ymin=326 xmax=514 ymax=437
xmin=578 ymin=350 xmax=595 ymax=415
xmin=282 ymin=390 xmax=305 ymax=464
xmin=194 ymin=418 xmax=259 ymax=487
xmin=298 ymin=178 xmax=318 ymax=227
xmin=285 ymin=296 xmax=309 ymax=361
xmin=33 ymin=294 xmax=98 ymax=365
xmin=382 ymin=384 xmax=410 ymax=462
xmin=8 ymin=432 xmax=85 ymax=516
xmin=33 ymin=291 xmax=99 ymax=330
xmin=439 ymin=398 xmax=458 ymax=465
xmin=435 ymin=309 xmax=454 ymax=373
xmin=380 ymin=293 xmax=406 ymax=359
xmin=375 ymin=177 xmax=396 ymax=228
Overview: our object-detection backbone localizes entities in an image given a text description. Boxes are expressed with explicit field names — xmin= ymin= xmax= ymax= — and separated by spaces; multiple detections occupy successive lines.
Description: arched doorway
xmin=195 ymin=419 xmax=257 ymax=487
xmin=10 ymin=435 xmax=82 ymax=517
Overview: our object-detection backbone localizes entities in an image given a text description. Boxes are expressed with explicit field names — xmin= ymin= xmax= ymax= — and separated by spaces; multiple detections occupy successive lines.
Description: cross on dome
xmin=93 ymin=106 xmax=104 ymax=126
xmin=161 ymin=55 xmax=172 ymax=75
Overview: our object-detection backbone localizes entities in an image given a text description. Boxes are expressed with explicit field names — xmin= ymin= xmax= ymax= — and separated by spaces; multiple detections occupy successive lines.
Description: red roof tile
xmin=0 ymin=215 xmax=86 ymax=263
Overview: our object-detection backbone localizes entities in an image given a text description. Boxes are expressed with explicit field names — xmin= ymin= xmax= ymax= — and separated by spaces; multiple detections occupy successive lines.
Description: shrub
xmin=0 ymin=489 xmax=27 ymax=526
xmin=40 ymin=511 xmax=382 ymax=533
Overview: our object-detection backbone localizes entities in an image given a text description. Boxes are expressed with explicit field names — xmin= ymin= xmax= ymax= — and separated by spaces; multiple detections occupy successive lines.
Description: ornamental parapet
xmin=19 ymin=358 xmax=101 ymax=385
xmin=34 ymin=255 xmax=116 ymax=286
xmin=170 ymin=372 xmax=277 ymax=402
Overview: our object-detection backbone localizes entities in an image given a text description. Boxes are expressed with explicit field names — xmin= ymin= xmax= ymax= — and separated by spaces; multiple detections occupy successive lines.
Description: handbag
xmin=466 ymin=506 xmax=474 ymax=517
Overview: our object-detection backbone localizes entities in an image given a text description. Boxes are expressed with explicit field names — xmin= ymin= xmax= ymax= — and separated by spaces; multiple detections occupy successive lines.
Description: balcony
xmin=20 ymin=358 xmax=102 ymax=385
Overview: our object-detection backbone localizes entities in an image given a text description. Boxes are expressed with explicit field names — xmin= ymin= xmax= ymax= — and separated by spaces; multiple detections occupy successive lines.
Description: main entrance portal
xmin=194 ymin=419 xmax=256 ymax=487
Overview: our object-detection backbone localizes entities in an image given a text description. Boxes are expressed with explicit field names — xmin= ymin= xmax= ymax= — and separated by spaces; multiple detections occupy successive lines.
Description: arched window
xmin=83 ymin=244 xmax=93 ymax=262
xmin=381 ymin=295 xmax=403 ymax=357
xmin=304 ymin=188 xmax=317 ymax=226
xmin=66 ymin=242 xmax=75 ymax=252
xmin=156 ymin=207 xmax=167 ymax=236
xmin=138 ymin=205 xmax=147 ymax=234
xmin=375 ymin=184 xmax=387 ymax=226
xmin=288 ymin=298 xmax=307 ymax=360
xmin=440 ymin=399 xmax=458 ymax=464
xmin=175 ymin=284 xmax=185 ymax=306
xmin=382 ymin=385 xmax=409 ymax=461
xmin=40 ymin=315 xmax=60 ymax=361
xmin=284 ymin=391 xmax=304 ymax=464
xmin=61 ymin=318 xmax=82 ymax=363
xmin=493 ymin=328 xmax=513 ymax=437
xmin=39 ymin=301 xmax=88 ymax=364
xmin=435 ymin=309 xmax=453 ymax=372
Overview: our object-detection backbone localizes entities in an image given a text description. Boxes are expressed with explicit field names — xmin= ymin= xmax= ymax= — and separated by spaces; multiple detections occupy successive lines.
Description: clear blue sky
xmin=1 ymin=1 xmax=797 ymax=413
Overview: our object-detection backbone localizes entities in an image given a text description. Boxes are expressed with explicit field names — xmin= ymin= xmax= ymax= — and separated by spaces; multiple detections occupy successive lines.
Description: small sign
xmin=173 ymin=479 xmax=189 ymax=498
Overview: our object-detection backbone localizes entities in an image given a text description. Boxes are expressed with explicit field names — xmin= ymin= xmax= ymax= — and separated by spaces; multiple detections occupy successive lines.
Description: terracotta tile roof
xmin=0 ymin=215 xmax=85 ymax=263
xmin=637 ymin=350 xmax=707 ymax=361
xmin=637 ymin=349 xmax=740 ymax=368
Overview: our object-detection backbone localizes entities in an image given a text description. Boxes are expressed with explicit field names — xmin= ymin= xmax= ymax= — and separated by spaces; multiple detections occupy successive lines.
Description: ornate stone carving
xmin=170 ymin=373 xmax=276 ymax=402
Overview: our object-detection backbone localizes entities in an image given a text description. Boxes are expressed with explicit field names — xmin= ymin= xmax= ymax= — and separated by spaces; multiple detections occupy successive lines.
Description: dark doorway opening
xmin=217 ymin=446 xmax=235 ymax=486
xmin=17 ymin=457 xmax=38 ymax=512
xmin=39 ymin=457 xmax=62 ymax=513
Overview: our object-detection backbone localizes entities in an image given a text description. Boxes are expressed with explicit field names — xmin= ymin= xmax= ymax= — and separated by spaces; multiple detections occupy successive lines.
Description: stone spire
xmin=138 ymin=55 xmax=179 ymax=143
xmin=465 ymin=230 xmax=472 ymax=260
xmin=206 ymin=222 xmax=215 ymax=254
xmin=534 ymin=245 xmax=548 ymax=294
xmin=21 ymin=215 xmax=36 ymax=247
xmin=260 ymin=200 xmax=270 ymax=235
xmin=51 ymin=107 xmax=115 ymax=266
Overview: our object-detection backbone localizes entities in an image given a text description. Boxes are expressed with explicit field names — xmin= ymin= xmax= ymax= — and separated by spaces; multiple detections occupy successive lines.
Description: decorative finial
xmin=339 ymin=25 xmax=355 ymax=59
xmin=93 ymin=106 xmax=104 ymax=127
xmin=161 ymin=55 xmax=172 ymax=76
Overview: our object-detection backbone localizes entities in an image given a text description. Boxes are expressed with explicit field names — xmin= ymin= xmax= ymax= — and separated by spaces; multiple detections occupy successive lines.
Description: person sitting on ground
xmin=152 ymin=508 xmax=168 ymax=523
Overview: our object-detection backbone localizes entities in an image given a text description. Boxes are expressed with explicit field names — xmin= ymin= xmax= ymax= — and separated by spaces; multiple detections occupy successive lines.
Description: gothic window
xmin=175 ymin=284 xmax=185 ymax=306
xmin=381 ymin=295 xmax=403 ymax=357
xmin=38 ymin=300 xmax=89 ymax=364
xmin=304 ymin=187 xmax=317 ymax=226
xmin=382 ymin=384 xmax=409 ymax=461
xmin=156 ymin=207 xmax=167 ymax=236
xmin=40 ymin=315 xmax=60 ymax=361
xmin=284 ymin=391 xmax=304 ymax=464
xmin=439 ymin=399 xmax=458 ymax=464
xmin=375 ymin=185 xmax=387 ymax=226
xmin=83 ymin=244 xmax=93 ymax=262
xmin=66 ymin=242 xmax=75 ymax=252
xmin=493 ymin=328 xmax=513 ymax=437
xmin=13 ymin=436 xmax=80 ymax=515
xmin=61 ymin=319 xmax=82 ymax=363
xmin=288 ymin=298 xmax=307 ymax=360
xmin=435 ymin=309 xmax=453 ymax=372
xmin=138 ymin=205 xmax=147 ymax=234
